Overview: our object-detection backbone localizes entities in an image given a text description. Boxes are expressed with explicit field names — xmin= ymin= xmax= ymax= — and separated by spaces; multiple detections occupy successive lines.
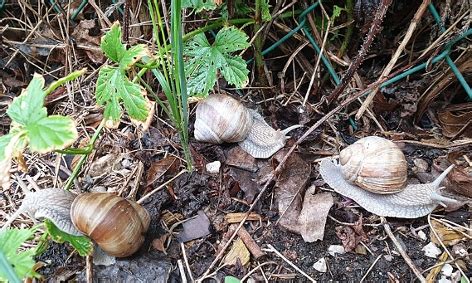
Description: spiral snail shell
xmin=339 ymin=136 xmax=407 ymax=194
xmin=71 ymin=192 xmax=150 ymax=257
xmin=194 ymin=94 xmax=301 ymax=159
xmin=319 ymin=136 xmax=459 ymax=218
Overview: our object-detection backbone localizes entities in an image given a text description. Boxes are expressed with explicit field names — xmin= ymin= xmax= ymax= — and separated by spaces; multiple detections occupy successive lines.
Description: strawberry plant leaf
xmin=6 ymin=74 xmax=47 ymax=126
xmin=26 ymin=116 xmax=78 ymax=153
xmin=44 ymin=219 xmax=93 ymax=257
xmin=119 ymin=44 xmax=149 ymax=70
xmin=100 ymin=22 xmax=126 ymax=63
xmin=182 ymin=0 xmax=217 ymax=12
xmin=185 ymin=27 xmax=250 ymax=96
xmin=96 ymin=66 xmax=150 ymax=126
xmin=0 ymin=227 xmax=39 ymax=281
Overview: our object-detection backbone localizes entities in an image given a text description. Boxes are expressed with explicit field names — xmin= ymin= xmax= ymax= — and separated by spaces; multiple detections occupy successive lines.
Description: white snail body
xmin=194 ymin=94 xmax=301 ymax=159
xmin=319 ymin=136 xmax=459 ymax=218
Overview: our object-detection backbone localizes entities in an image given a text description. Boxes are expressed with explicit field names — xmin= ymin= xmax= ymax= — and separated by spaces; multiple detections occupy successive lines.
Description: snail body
xmin=194 ymin=94 xmax=300 ymax=159
xmin=320 ymin=136 xmax=459 ymax=218
xmin=70 ymin=193 xmax=150 ymax=257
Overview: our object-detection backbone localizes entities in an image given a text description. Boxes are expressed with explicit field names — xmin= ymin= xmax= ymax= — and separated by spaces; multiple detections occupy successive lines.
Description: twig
xmin=326 ymin=0 xmax=392 ymax=105
xmin=86 ymin=255 xmax=93 ymax=283
xmin=383 ymin=219 xmax=426 ymax=282
xmin=263 ymin=244 xmax=315 ymax=282
xmin=240 ymin=261 xmax=278 ymax=282
xmin=177 ymin=259 xmax=188 ymax=283
xmin=180 ymin=243 xmax=194 ymax=283
xmin=355 ymin=0 xmax=431 ymax=120
xmin=137 ymin=169 xmax=187 ymax=204
xmin=235 ymin=225 xmax=265 ymax=259
xmin=360 ymin=254 xmax=382 ymax=282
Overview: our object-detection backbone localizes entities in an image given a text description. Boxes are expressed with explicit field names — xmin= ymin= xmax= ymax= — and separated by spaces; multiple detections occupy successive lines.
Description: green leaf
xmin=119 ymin=44 xmax=149 ymax=70
xmin=0 ymin=134 xmax=13 ymax=160
xmin=182 ymin=0 xmax=217 ymax=12
xmin=100 ymin=22 xmax=126 ymax=63
xmin=0 ymin=227 xmax=39 ymax=281
xmin=95 ymin=66 xmax=150 ymax=125
xmin=261 ymin=0 xmax=272 ymax=21
xmin=44 ymin=220 xmax=93 ymax=257
xmin=26 ymin=116 xmax=78 ymax=154
xmin=331 ymin=5 xmax=345 ymax=21
xmin=7 ymin=74 xmax=47 ymax=126
xmin=185 ymin=27 xmax=250 ymax=96
xmin=224 ymin=276 xmax=241 ymax=283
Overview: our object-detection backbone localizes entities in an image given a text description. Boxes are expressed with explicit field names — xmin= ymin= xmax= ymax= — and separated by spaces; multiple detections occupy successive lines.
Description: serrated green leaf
xmin=119 ymin=44 xmax=148 ymax=70
xmin=182 ymin=0 xmax=217 ymax=12
xmin=332 ymin=5 xmax=344 ymax=20
xmin=101 ymin=22 xmax=126 ymax=63
xmin=96 ymin=66 xmax=150 ymax=125
xmin=7 ymin=74 xmax=47 ymax=126
xmin=184 ymin=27 xmax=250 ymax=96
xmin=261 ymin=0 xmax=272 ymax=21
xmin=26 ymin=116 xmax=78 ymax=153
xmin=44 ymin=220 xmax=93 ymax=257
xmin=0 ymin=227 xmax=39 ymax=281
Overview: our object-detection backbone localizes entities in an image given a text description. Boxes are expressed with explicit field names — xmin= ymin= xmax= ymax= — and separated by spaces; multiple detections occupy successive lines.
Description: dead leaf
xmin=298 ymin=189 xmax=334 ymax=242
xmin=152 ymin=234 xmax=169 ymax=254
xmin=88 ymin=153 xmax=121 ymax=177
xmin=177 ymin=211 xmax=211 ymax=242
xmin=426 ymin=252 xmax=449 ymax=282
xmin=225 ymin=146 xmax=258 ymax=172
xmin=446 ymin=166 xmax=472 ymax=198
xmin=225 ymin=212 xmax=262 ymax=223
xmin=438 ymin=103 xmax=472 ymax=138
xmin=71 ymin=20 xmax=105 ymax=64
xmin=335 ymin=217 xmax=368 ymax=252
xmin=227 ymin=167 xmax=259 ymax=203
xmin=146 ymin=156 xmax=178 ymax=186
xmin=223 ymin=238 xmax=250 ymax=266
xmin=430 ymin=219 xmax=467 ymax=246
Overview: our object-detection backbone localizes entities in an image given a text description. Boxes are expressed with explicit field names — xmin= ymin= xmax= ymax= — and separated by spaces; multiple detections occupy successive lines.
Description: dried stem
xmin=326 ymin=0 xmax=392 ymax=105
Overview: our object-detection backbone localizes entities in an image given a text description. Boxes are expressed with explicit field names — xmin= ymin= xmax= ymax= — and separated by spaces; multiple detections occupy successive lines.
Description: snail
xmin=319 ymin=136 xmax=460 ymax=218
xmin=2 ymin=189 xmax=150 ymax=257
xmin=194 ymin=94 xmax=301 ymax=159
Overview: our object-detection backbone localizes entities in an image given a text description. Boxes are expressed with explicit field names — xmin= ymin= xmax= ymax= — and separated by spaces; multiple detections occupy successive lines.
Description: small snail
xmin=319 ymin=136 xmax=459 ymax=218
xmin=194 ymin=94 xmax=301 ymax=159
xmin=2 ymin=189 xmax=150 ymax=258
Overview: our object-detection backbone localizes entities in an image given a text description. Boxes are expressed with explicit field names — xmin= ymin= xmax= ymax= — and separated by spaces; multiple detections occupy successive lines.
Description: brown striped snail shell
xmin=194 ymin=94 xmax=301 ymax=159
xmin=339 ymin=136 xmax=408 ymax=194
xmin=70 ymin=193 xmax=150 ymax=257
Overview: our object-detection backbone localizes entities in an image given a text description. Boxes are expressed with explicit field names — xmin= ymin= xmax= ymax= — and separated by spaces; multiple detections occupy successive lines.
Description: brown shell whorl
xmin=339 ymin=136 xmax=408 ymax=194
xmin=70 ymin=193 xmax=150 ymax=257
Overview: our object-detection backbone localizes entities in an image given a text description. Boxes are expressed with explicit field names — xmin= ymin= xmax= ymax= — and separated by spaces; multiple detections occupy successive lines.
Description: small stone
xmin=206 ymin=161 xmax=221 ymax=174
xmin=355 ymin=244 xmax=367 ymax=255
xmin=422 ymin=242 xmax=442 ymax=258
xmin=438 ymin=276 xmax=451 ymax=283
xmin=383 ymin=254 xmax=393 ymax=262
xmin=328 ymin=245 xmax=345 ymax=256
xmin=417 ymin=230 xmax=427 ymax=241
xmin=312 ymin=258 xmax=327 ymax=273
xmin=413 ymin=158 xmax=429 ymax=173
xmin=441 ymin=264 xmax=453 ymax=277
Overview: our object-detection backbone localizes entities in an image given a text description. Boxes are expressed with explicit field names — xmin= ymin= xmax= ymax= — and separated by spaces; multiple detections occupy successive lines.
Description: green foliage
xmin=224 ymin=276 xmax=241 ymax=283
xmin=185 ymin=26 xmax=250 ymax=96
xmin=95 ymin=22 xmax=151 ymax=128
xmin=2 ymin=73 xmax=79 ymax=158
xmin=44 ymin=220 xmax=93 ymax=257
xmin=182 ymin=0 xmax=217 ymax=12
xmin=261 ymin=0 xmax=272 ymax=21
xmin=0 ymin=227 xmax=39 ymax=282
xmin=331 ymin=5 xmax=346 ymax=21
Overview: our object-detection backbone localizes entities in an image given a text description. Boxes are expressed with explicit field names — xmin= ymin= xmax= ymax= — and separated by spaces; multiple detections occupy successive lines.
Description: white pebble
xmin=422 ymin=242 xmax=442 ymax=258
xmin=441 ymin=263 xmax=453 ymax=277
xmin=438 ymin=276 xmax=451 ymax=283
xmin=328 ymin=245 xmax=345 ymax=256
xmin=206 ymin=161 xmax=221 ymax=174
xmin=417 ymin=230 xmax=427 ymax=241
xmin=313 ymin=258 xmax=327 ymax=273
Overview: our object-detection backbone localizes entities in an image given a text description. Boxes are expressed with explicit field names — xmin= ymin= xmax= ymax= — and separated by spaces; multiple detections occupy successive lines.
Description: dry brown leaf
xmin=446 ymin=166 xmax=472 ymax=198
xmin=227 ymin=167 xmax=259 ymax=203
xmin=430 ymin=219 xmax=468 ymax=246
xmin=438 ymin=103 xmax=472 ymax=138
xmin=298 ymin=189 xmax=334 ymax=242
xmin=225 ymin=146 xmax=257 ymax=172
xmin=146 ymin=156 xmax=178 ymax=186
xmin=88 ymin=153 xmax=121 ymax=177
xmin=152 ymin=234 xmax=169 ymax=254
xmin=425 ymin=252 xmax=449 ymax=282
xmin=223 ymin=238 xmax=250 ymax=266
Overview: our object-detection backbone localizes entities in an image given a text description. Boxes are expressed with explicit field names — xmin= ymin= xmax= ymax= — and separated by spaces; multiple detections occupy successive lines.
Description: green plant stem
xmin=64 ymin=120 xmax=105 ymax=190
xmin=45 ymin=68 xmax=86 ymax=95
xmin=55 ymin=145 xmax=93 ymax=155
xmin=253 ymin=0 xmax=267 ymax=86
